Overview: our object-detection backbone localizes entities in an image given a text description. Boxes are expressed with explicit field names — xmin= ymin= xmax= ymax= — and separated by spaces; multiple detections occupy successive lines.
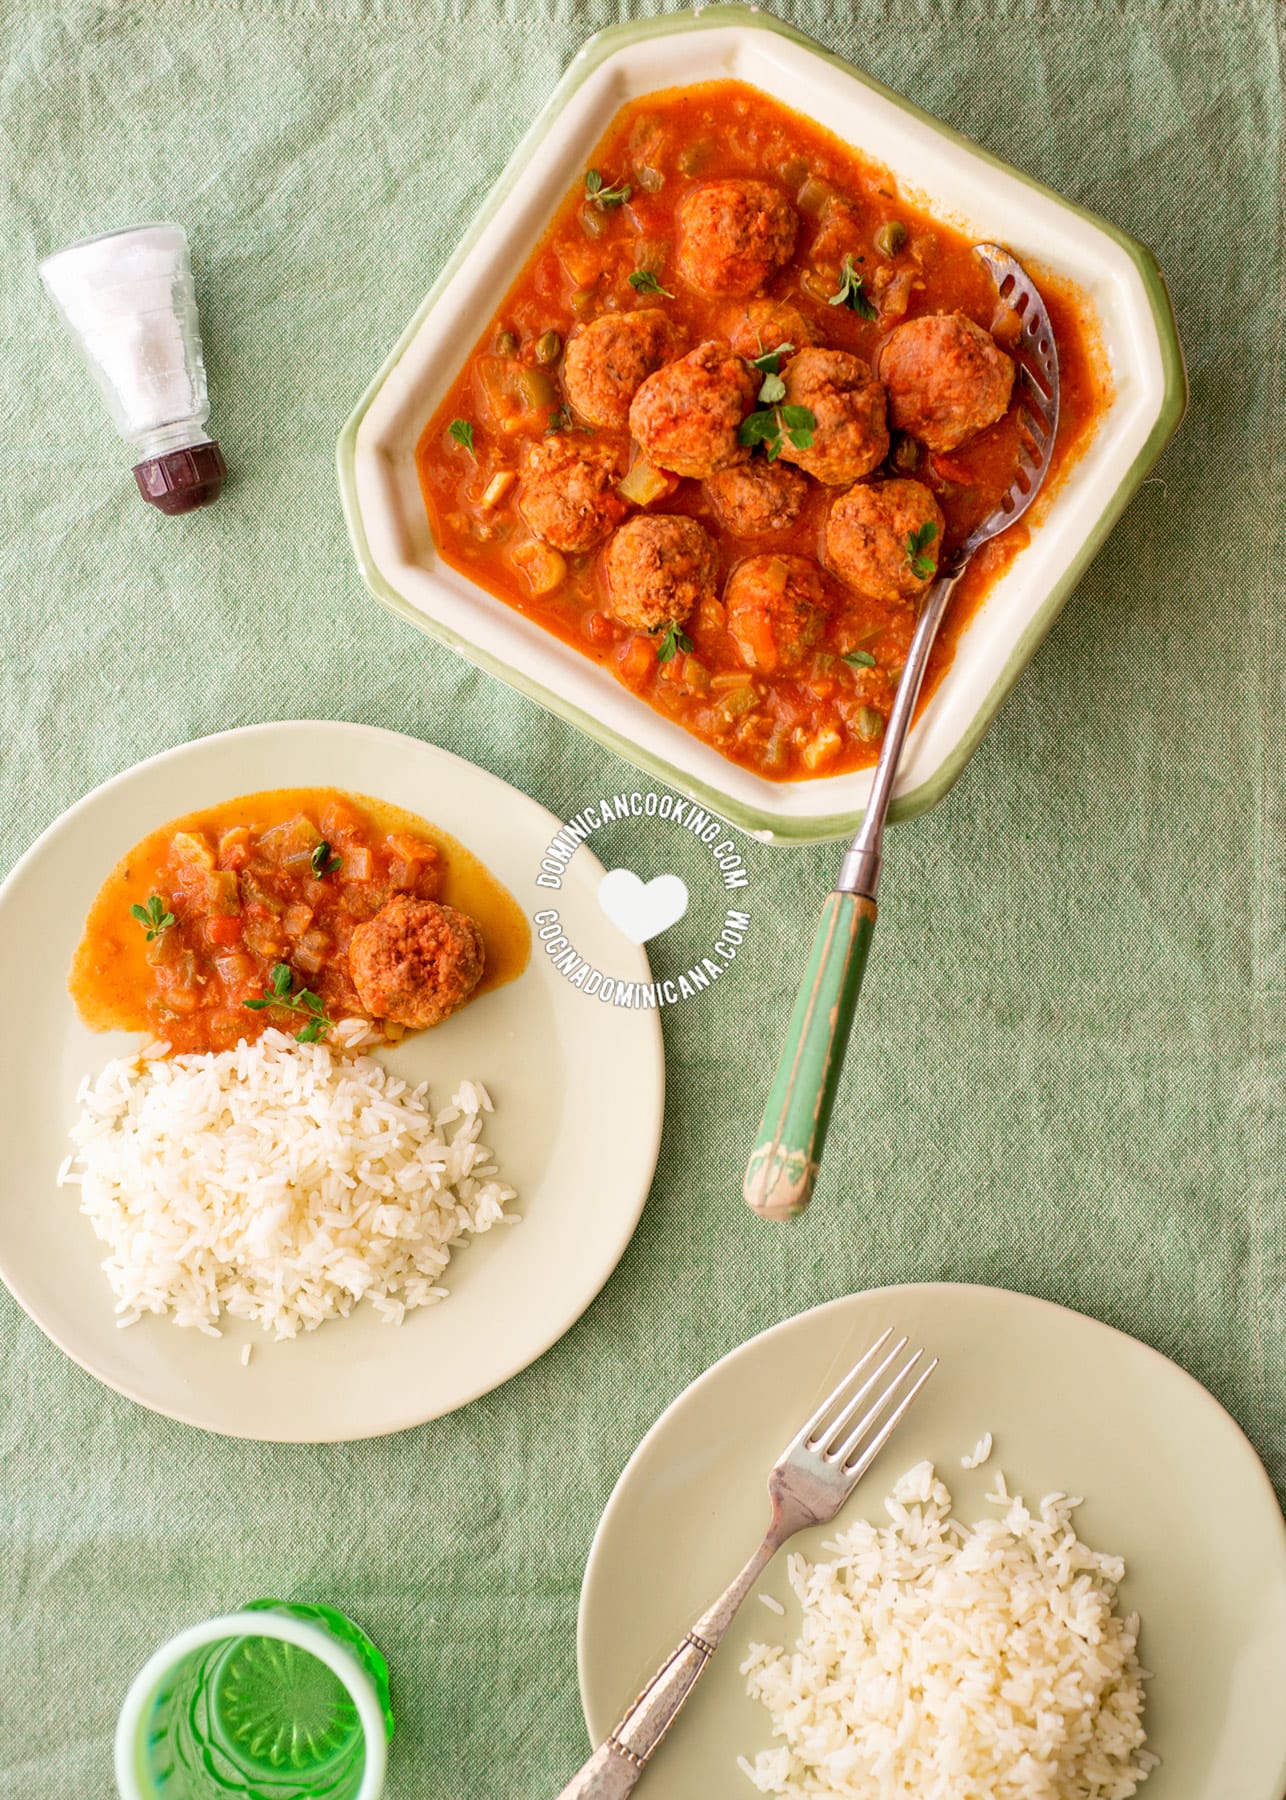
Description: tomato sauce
xmin=418 ymin=81 xmax=1110 ymax=783
xmin=70 ymin=789 xmax=530 ymax=1055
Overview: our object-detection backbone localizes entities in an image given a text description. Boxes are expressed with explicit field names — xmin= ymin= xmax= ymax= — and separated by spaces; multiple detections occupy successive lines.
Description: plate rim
xmin=0 ymin=718 xmax=666 ymax=1440
xmin=576 ymin=1280 xmax=1286 ymax=1777
xmin=336 ymin=3 xmax=1188 ymax=845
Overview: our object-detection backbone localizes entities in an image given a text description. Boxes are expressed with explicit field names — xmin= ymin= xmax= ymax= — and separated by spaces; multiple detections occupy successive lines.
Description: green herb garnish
xmin=310 ymin=840 xmax=342 ymax=879
xmin=654 ymin=621 xmax=694 ymax=664
xmin=828 ymin=255 xmax=878 ymax=321
xmin=905 ymin=521 xmax=939 ymax=580
xmin=585 ymin=169 xmax=632 ymax=210
xmin=628 ymin=269 xmax=674 ymax=297
xmin=546 ymin=405 xmax=591 ymax=436
xmin=448 ymin=419 xmax=475 ymax=457
xmin=130 ymin=894 xmax=175 ymax=943
xmin=748 ymin=342 xmax=795 ymax=406
xmin=843 ymin=649 xmax=877 ymax=669
xmin=738 ymin=403 xmax=816 ymax=463
xmin=243 ymin=962 xmax=335 ymax=1044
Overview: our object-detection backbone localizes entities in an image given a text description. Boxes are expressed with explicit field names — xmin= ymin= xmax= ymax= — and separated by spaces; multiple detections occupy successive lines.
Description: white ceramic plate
xmin=338 ymin=5 xmax=1186 ymax=843
xmin=0 ymin=722 xmax=664 ymax=1440
xmin=579 ymin=1285 xmax=1286 ymax=1799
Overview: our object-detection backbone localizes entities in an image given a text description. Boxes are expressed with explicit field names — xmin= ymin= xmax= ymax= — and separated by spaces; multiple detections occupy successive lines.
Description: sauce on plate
xmin=70 ymin=788 xmax=530 ymax=1055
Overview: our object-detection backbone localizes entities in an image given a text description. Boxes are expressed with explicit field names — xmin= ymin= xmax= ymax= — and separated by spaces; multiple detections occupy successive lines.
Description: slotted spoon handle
xmin=742 ymin=891 xmax=877 ymax=1220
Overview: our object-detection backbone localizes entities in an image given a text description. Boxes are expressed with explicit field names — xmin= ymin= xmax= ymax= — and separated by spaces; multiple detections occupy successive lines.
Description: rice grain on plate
xmin=740 ymin=1460 xmax=1154 ymax=1800
xmin=61 ymin=1029 xmax=515 ymax=1339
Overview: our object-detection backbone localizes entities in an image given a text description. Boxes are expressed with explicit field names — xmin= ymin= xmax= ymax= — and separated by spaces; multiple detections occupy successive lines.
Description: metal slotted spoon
xmin=744 ymin=245 xmax=1061 ymax=1221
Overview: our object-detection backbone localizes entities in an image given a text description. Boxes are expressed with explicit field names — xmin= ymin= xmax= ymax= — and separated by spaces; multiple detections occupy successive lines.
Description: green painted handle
xmin=743 ymin=891 xmax=877 ymax=1221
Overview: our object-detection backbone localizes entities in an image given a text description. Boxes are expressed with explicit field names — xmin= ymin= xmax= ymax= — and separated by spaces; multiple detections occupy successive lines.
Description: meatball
xmin=604 ymin=515 xmax=718 ymax=632
xmin=517 ymin=437 xmax=625 ymax=553
xmin=677 ymin=180 xmax=798 ymax=297
xmin=725 ymin=555 xmax=831 ymax=674
xmin=563 ymin=310 xmax=688 ymax=430
xmin=825 ymin=479 xmax=946 ymax=604
xmin=629 ymin=341 xmax=756 ymax=480
xmin=348 ymin=896 xmax=485 ymax=1030
xmin=703 ymin=460 xmax=808 ymax=538
xmin=776 ymin=347 xmax=890 ymax=486
xmin=879 ymin=312 xmax=1015 ymax=451
xmin=725 ymin=298 xmax=817 ymax=361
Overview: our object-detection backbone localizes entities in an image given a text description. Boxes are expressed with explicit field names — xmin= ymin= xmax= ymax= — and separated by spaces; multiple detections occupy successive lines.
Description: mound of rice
xmin=60 ymin=1029 xmax=516 ymax=1339
xmin=740 ymin=1460 xmax=1155 ymax=1800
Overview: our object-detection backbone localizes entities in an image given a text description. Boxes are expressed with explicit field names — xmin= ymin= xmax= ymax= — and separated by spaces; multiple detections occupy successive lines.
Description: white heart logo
xmin=598 ymin=869 xmax=690 ymax=945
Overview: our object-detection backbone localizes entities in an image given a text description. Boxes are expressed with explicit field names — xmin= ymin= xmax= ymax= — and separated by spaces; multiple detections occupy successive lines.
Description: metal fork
xmin=744 ymin=245 xmax=1062 ymax=1221
xmin=555 ymin=1330 xmax=937 ymax=1798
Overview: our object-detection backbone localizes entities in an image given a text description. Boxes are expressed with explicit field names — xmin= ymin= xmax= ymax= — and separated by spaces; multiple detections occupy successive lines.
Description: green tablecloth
xmin=1 ymin=1 xmax=1282 ymax=1793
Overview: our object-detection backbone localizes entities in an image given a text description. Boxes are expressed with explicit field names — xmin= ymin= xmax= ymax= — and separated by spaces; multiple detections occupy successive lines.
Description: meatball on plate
xmin=725 ymin=554 xmax=832 ymax=674
xmin=518 ymin=438 xmax=625 ymax=554
xmin=677 ymin=179 xmax=798 ymax=297
xmin=777 ymin=348 xmax=890 ymax=486
xmin=564 ymin=309 xmax=687 ymax=429
xmin=629 ymin=341 xmax=756 ymax=479
xmin=349 ymin=895 xmax=486 ymax=1030
xmin=605 ymin=514 xmax=718 ymax=631
xmin=344 ymin=15 xmax=1183 ymax=839
xmin=880 ymin=311 xmax=1016 ymax=451
xmin=704 ymin=460 xmax=807 ymax=538
xmin=826 ymin=479 xmax=946 ymax=605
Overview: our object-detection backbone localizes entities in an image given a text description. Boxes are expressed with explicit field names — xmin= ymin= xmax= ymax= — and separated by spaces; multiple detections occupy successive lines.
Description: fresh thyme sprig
xmin=628 ymin=269 xmax=674 ymax=297
xmin=130 ymin=894 xmax=175 ymax=943
xmin=310 ymin=840 xmax=342 ymax=879
xmin=738 ymin=403 xmax=816 ymax=463
xmin=653 ymin=621 xmax=694 ymax=664
xmin=585 ymin=169 xmax=632 ymax=210
xmin=829 ymin=255 xmax=878 ymax=321
xmin=243 ymin=963 xmax=335 ymax=1044
xmin=906 ymin=522 xmax=939 ymax=580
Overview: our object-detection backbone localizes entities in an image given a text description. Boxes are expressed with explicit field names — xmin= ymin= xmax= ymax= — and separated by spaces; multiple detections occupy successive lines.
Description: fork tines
xmin=790 ymin=1331 xmax=938 ymax=1477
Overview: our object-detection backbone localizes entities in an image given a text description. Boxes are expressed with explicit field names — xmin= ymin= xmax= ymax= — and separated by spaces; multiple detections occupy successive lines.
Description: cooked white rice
xmin=60 ymin=1029 xmax=516 ymax=1340
xmin=961 ymin=1429 xmax=994 ymax=1468
xmin=740 ymin=1460 xmax=1155 ymax=1800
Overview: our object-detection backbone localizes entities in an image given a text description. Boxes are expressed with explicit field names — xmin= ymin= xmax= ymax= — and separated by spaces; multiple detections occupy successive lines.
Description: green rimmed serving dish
xmin=337 ymin=6 xmax=1186 ymax=844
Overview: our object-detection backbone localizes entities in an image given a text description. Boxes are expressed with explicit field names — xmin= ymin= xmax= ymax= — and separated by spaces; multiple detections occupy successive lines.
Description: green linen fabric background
xmin=1 ymin=0 xmax=1283 ymax=1792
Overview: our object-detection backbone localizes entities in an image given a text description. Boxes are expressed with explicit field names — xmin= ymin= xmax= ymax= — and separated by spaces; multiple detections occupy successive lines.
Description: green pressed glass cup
xmin=115 ymin=1600 xmax=393 ymax=1800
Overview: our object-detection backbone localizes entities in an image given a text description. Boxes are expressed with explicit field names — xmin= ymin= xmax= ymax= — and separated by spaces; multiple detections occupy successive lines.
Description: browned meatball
xmin=703 ymin=460 xmax=808 ymax=538
xmin=604 ymin=515 xmax=718 ymax=632
xmin=563 ymin=310 xmax=688 ymax=429
xmin=517 ymin=437 xmax=625 ymax=553
xmin=725 ymin=298 xmax=817 ymax=361
xmin=825 ymin=479 xmax=945 ymax=604
xmin=725 ymin=555 xmax=831 ymax=674
xmin=879 ymin=312 xmax=1015 ymax=450
xmin=777 ymin=348 xmax=890 ymax=485
xmin=349 ymin=896 xmax=485 ymax=1030
xmin=677 ymin=180 xmax=798 ymax=297
xmin=629 ymin=341 xmax=756 ymax=480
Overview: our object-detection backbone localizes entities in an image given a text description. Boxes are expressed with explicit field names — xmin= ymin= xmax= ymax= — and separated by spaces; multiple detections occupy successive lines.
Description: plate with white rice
xmin=0 ymin=721 xmax=664 ymax=1439
xmin=579 ymin=1285 xmax=1286 ymax=1800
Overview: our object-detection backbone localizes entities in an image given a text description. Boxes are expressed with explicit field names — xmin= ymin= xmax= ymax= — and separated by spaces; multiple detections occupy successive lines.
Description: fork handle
xmin=554 ymin=1538 xmax=776 ymax=1798
xmin=742 ymin=891 xmax=877 ymax=1221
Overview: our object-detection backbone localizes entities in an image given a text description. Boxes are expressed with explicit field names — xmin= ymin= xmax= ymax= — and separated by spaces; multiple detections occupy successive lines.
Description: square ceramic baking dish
xmin=337 ymin=5 xmax=1185 ymax=844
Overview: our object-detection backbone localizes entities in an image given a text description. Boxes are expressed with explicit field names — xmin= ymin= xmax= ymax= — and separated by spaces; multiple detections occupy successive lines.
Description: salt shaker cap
xmin=132 ymin=441 xmax=226 ymax=514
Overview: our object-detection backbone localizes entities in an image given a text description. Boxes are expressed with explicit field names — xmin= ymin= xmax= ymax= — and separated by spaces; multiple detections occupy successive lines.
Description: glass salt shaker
xmin=39 ymin=222 xmax=226 ymax=515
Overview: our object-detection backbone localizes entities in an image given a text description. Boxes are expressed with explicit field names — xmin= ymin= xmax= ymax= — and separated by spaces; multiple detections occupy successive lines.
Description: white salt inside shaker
xmin=39 ymin=222 xmax=225 ymax=514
